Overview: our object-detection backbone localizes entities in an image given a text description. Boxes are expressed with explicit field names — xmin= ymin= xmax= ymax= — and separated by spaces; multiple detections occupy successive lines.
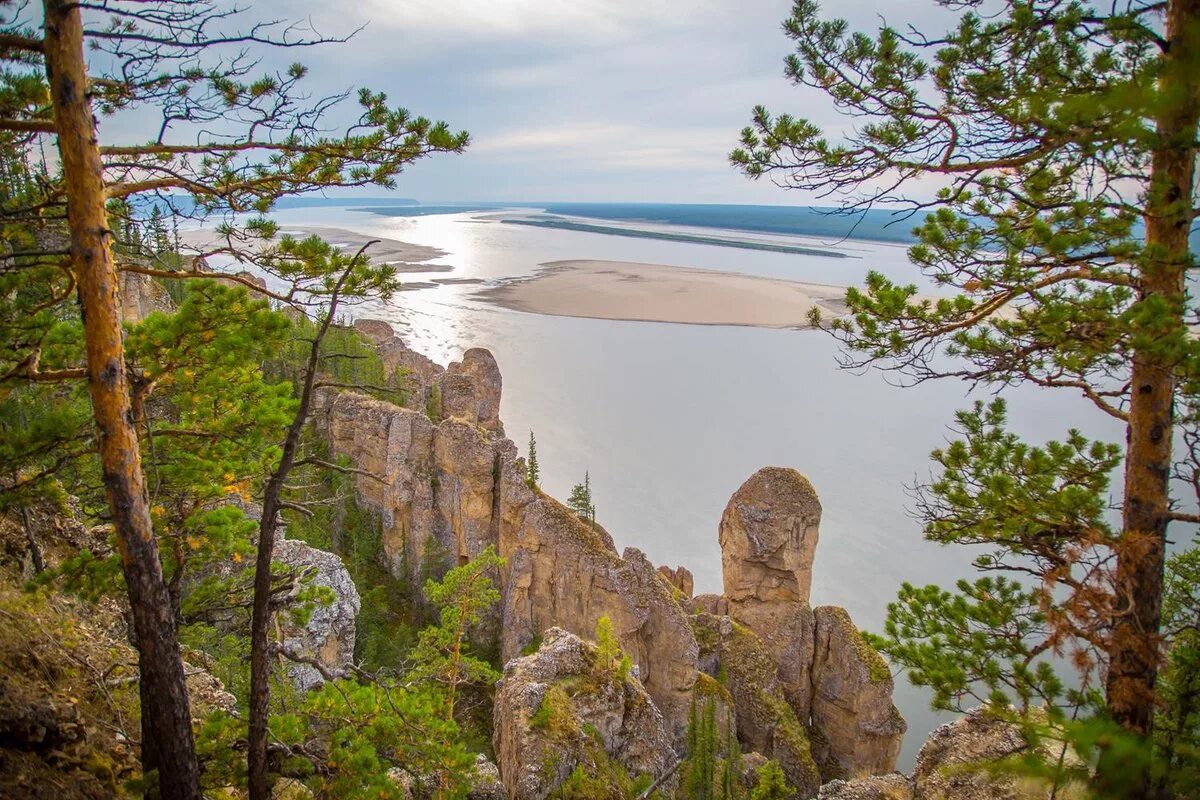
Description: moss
xmin=725 ymin=621 xmax=821 ymax=790
xmin=853 ymin=628 xmax=891 ymax=684
xmin=694 ymin=670 xmax=733 ymax=703
xmin=530 ymin=684 xmax=578 ymax=739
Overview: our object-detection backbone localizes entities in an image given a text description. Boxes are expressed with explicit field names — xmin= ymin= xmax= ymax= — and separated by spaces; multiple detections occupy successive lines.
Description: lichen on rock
xmin=493 ymin=627 xmax=676 ymax=800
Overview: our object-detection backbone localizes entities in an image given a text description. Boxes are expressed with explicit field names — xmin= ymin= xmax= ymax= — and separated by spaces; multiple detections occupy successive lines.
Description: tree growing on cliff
xmin=569 ymin=471 xmax=596 ymax=527
xmin=0 ymin=1 xmax=467 ymax=795
xmin=732 ymin=0 xmax=1198 ymax=795
xmin=410 ymin=545 xmax=504 ymax=725
xmin=526 ymin=430 xmax=541 ymax=489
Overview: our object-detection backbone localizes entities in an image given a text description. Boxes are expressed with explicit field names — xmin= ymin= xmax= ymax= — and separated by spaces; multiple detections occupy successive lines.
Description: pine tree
xmin=733 ymin=3 xmax=1199 ymax=795
xmin=0 ymin=3 xmax=467 ymax=795
xmin=526 ymin=430 xmax=540 ymax=489
xmin=410 ymin=545 xmax=504 ymax=723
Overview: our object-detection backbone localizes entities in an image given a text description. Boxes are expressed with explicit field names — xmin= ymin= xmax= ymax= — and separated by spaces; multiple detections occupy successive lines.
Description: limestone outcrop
xmin=912 ymin=707 xmax=1082 ymax=800
xmin=118 ymin=269 xmax=173 ymax=324
xmin=720 ymin=467 xmax=820 ymax=733
xmin=493 ymin=627 xmax=675 ymax=800
xmin=274 ymin=538 xmax=361 ymax=691
xmin=315 ymin=329 xmax=699 ymax=743
xmin=817 ymin=774 xmax=913 ymax=800
xmin=811 ymin=606 xmax=906 ymax=780
xmin=658 ymin=565 xmax=695 ymax=599
xmin=314 ymin=330 xmax=907 ymax=796
xmin=720 ymin=467 xmax=820 ymax=606
xmin=692 ymin=612 xmax=822 ymax=798
xmin=439 ymin=347 xmax=504 ymax=432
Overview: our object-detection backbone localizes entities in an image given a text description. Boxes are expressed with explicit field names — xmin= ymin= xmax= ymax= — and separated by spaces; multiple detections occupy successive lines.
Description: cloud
xmin=472 ymin=122 xmax=735 ymax=171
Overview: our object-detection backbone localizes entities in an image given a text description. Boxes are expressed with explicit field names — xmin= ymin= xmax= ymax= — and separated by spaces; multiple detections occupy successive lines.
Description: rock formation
xmin=720 ymin=468 xmax=821 ymax=726
xmin=811 ymin=606 xmax=906 ymax=780
xmin=691 ymin=612 xmax=822 ymax=797
xmin=274 ymin=538 xmax=361 ymax=691
xmin=314 ymin=327 xmax=908 ymax=796
xmin=315 ymin=324 xmax=699 ymax=743
xmin=817 ymin=773 xmax=912 ymax=800
xmin=912 ymin=707 xmax=1082 ymax=800
xmin=118 ymin=269 xmax=173 ymax=324
xmin=493 ymin=627 xmax=675 ymax=800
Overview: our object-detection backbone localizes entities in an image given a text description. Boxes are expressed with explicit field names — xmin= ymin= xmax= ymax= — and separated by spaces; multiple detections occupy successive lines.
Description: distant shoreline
xmin=474 ymin=259 xmax=851 ymax=329
xmin=500 ymin=217 xmax=856 ymax=258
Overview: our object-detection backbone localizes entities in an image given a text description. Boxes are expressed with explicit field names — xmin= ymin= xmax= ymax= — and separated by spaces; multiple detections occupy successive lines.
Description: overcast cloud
xmin=107 ymin=1 xmax=960 ymax=204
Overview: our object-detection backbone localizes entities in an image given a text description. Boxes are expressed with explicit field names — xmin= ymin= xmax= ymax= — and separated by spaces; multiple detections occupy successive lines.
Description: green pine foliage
xmin=409 ymin=545 xmax=504 ymax=724
xmin=733 ymin=2 xmax=1200 ymax=794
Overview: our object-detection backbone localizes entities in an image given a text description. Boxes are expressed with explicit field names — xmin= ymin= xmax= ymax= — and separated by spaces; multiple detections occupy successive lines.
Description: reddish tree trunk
xmin=41 ymin=2 xmax=200 ymax=796
xmin=1103 ymin=0 xmax=1199 ymax=795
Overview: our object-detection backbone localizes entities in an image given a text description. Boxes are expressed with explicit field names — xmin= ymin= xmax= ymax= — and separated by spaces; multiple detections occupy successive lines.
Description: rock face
xmin=692 ymin=612 xmax=822 ymax=798
xmin=716 ymin=467 xmax=904 ymax=784
xmin=658 ymin=565 xmax=695 ymax=599
xmin=912 ymin=707 xmax=1081 ymax=800
xmin=720 ymin=467 xmax=820 ymax=606
xmin=720 ymin=468 xmax=821 ymax=732
xmin=119 ymin=269 xmax=173 ymax=324
xmin=274 ymin=538 xmax=361 ymax=691
xmin=315 ymin=333 xmax=905 ymax=795
xmin=440 ymin=347 xmax=503 ymax=432
xmin=811 ymin=606 xmax=906 ymax=780
xmin=817 ymin=774 xmax=912 ymax=800
xmin=493 ymin=628 xmax=675 ymax=800
xmin=316 ymin=377 xmax=698 ymax=743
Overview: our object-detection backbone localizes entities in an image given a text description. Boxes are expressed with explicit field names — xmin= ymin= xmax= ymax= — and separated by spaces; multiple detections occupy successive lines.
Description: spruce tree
xmin=733 ymin=3 xmax=1199 ymax=795
xmin=526 ymin=430 xmax=541 ymax=489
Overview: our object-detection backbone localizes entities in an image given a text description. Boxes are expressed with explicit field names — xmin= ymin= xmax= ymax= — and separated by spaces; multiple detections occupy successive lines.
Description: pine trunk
xmin=40 ymin=1 xmax=200 ymax=797
xmin=248 ymin=270 xmax=353 ymax=799
xmin=1104 ymin=0 xmax=1199 ymax=793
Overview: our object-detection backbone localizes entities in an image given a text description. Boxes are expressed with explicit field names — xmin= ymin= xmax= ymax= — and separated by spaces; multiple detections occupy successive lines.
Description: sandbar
xmin=475 ymin=260 xmax=851 ymax=329
xmin=181 ymin=225 xmax=451 ymax=273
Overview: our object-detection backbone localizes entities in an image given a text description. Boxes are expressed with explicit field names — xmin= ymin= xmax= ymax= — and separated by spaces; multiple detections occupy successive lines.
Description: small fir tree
xmin=526 ymin=430 xmax=540 ymax=489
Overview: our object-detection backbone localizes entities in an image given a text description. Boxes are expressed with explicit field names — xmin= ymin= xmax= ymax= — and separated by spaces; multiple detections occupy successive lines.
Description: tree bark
xmin=1103 ymin=0 xmax=1199 ymax=793
xmin=40 ymin=2 xmax=200 ymax=797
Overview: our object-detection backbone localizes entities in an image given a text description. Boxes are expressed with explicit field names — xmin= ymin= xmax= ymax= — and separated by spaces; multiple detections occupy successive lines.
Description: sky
xmin=139 ymin=0 xmax=952 ymax=206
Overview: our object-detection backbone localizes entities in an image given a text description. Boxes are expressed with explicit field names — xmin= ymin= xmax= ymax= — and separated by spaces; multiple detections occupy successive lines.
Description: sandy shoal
xmin=474 ymin=260 xmax=850 ymax=329
xmin=180 ymin=225 xmax=450 ymax=272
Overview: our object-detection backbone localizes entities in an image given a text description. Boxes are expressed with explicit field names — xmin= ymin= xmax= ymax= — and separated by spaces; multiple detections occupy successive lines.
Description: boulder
xmin=810 ymin=606 xmax=905 ymax=780
xmin=274 ymin=538 xmax=360 ymax=691
xmin=469 ymin=754 xmax=506 ymax=800
xmin=493 ymin=627 xmax=676 ymax=800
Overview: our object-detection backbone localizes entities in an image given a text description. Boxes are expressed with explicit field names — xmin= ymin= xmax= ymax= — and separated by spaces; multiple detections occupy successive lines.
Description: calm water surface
xmin=248 ymin=205 xmax=1126 ymax=766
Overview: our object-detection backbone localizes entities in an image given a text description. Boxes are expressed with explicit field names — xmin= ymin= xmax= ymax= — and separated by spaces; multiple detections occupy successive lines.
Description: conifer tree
xmin=526 ymin=430 xmax=541 ymax=489
xmin=733 ymin=2 xmax=1199 ymax=795
xmin=0 ymin=2 xmax=467 ymax=795
xmin=568 ymin=471 xmax=596 ymax=526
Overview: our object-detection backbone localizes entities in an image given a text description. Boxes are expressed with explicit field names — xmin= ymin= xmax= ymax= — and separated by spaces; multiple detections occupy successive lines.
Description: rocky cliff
xmin=315 ymin=321 xmax=908 ymax=797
